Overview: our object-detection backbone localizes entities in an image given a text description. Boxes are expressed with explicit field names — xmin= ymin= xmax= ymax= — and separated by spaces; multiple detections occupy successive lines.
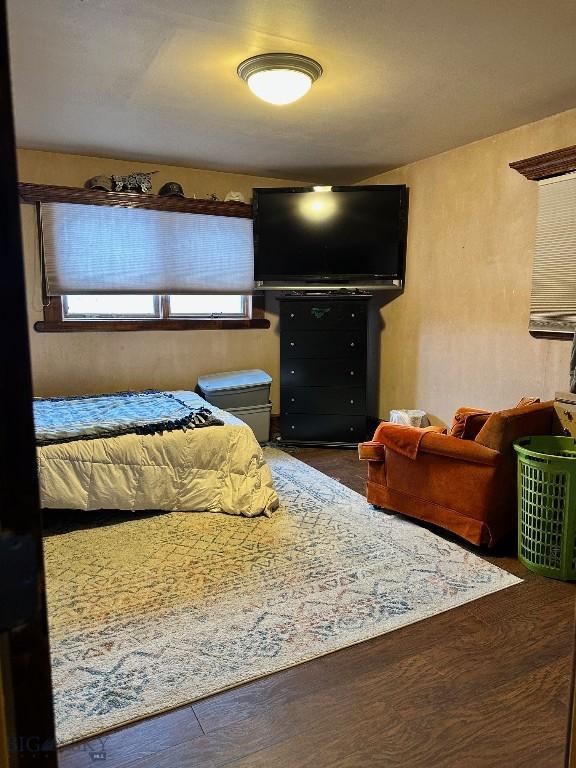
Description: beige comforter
xmin=37 ymin=391 xmax=278 ymax=517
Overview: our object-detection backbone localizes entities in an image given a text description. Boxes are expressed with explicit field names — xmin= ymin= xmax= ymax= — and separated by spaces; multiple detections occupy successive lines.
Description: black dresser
xmin=278 ymin=294 xmax=375 ymax=446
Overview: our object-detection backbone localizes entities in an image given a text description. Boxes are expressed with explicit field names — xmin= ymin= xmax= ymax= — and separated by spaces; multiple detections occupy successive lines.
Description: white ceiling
xmin=7 ymin=0 xmax=576 ymax=183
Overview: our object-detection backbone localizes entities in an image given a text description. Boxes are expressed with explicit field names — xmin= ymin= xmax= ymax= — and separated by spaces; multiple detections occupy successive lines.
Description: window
xmin=530 ymin=171 xmax=576 ymax=336
xmin=63 ymin=295 xmax=248 ymax=320
xmin=38 ymin=293 xmax=265 ymax=331
xmin=32 ymin=195 xmax=269 ymax=331
xmin=167 ymin=295 xmax=247 ymax=318
xmin=64 ymin=295 xmax=159 ymax=319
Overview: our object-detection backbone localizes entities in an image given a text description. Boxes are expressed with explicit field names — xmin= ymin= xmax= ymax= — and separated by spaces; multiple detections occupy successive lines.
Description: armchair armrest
xmin=419 ymin=431 xmax=500 ymax=466
xmin=358 ymin=441 xmax=386 ymax=461
xmin=359 ymin=425 xmax=449 ymax=462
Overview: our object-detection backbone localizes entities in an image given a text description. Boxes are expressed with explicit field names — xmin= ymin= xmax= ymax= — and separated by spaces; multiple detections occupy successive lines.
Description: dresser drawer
xmin=280 ymin=300 xmax=366 ymax=330
xmin=282 ymin=386 xmax=365 ymax=415
xmin=281 ymin=414 xmax=367 ymax=442
xmin=281 ymin=359 xmax=365 ymax=387
xmin=281 ymin=330 xmax=365 ymax=359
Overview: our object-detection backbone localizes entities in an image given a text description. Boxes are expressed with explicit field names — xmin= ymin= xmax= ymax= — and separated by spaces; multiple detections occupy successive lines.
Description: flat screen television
xmin=252 ymin=185 xmax=408 ymax=288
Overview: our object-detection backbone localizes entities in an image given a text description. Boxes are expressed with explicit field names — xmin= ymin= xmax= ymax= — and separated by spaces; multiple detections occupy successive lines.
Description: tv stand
xmin=277 ymin=293 xmax=376 ymax=447
xmin=283 ymin=288 xmax=370 ymax=296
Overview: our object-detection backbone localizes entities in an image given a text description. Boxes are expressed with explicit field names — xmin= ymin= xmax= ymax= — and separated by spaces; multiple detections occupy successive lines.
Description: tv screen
xmin=253 ymin=185 xmax=407 ymax=286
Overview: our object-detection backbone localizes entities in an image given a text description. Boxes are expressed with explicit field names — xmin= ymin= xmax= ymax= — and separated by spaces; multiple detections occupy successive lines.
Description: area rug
xmin=43 ymin=447 xmax=521 ymax=745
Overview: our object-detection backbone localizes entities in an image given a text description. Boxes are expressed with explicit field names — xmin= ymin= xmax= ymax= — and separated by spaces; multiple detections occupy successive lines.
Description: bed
xmin=36 ymin=390 xmax=279 ymax=517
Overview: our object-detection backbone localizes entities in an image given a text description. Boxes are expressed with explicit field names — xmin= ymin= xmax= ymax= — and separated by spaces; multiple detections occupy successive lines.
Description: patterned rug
xmin=43 ymin=448 xmax=521 ymax=745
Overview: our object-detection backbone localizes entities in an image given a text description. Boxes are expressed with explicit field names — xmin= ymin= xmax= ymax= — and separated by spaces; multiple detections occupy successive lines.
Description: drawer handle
xmin=290 ymin=342 xmax=295 ymax=347
xmin=350 ymin=426 xmax=355 ymax=432
xmin=351 ymin=313 xmax=355 ymax=318
xmin=350 ymin=370 xmax=355 ymax=376
xmin=350 ymin=342 xmax=355 ymax=347
xmin=290 ymin=313 xmax=295 ymax=318
xmin=291 ymin=397 xmax=295 ymax=402
xmin=290 ymin=370 xmax=295 ymax=375
xmin=350 ymin=399 xmax=354 ymax=404
xmin=291 ymin=425 xmax=295 ymax=429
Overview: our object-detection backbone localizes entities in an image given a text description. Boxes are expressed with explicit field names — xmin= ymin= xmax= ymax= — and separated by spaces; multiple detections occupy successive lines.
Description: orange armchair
xmin=358 ymin=401 xmax=555 ymax=547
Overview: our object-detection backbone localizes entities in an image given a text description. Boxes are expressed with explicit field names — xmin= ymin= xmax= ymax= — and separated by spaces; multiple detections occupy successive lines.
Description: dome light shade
xmin=237 ymin=53 xmax=322 ymax=106
xmin=247 ymin=69 xmax=312 ymax=106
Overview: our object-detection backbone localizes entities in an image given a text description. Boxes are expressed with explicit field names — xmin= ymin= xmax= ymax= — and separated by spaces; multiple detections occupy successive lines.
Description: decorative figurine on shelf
xmin=84 ymin=175 xmax=113 ymax=191
xmin=206 ymin=192 xmax=220 ymax=201
xmin=158 ymin=181 xmax=185 ymax=198
xmin=224 ymin=190 xmax=245 ymax=202
xmin=112 ymin=171 xmax=157 ymax=193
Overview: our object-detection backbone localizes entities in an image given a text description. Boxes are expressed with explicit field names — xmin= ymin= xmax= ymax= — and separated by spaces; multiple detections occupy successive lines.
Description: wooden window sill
xmin=34 ymin=318 xmax=270 ymax=332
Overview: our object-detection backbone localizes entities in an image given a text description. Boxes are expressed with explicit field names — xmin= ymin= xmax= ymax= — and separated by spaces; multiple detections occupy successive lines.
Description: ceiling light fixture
xmin=237 ymin=53 xmax=323 ymax=106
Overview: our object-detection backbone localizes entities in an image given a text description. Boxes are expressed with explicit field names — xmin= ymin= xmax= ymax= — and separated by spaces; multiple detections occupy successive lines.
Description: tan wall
xmin=360 ymin=107 xmax=576 ymax=426
xmin=18 ymin=149 xmax=303 ymax=408
xmin=19 ymin=106 xmax=576 ymax=423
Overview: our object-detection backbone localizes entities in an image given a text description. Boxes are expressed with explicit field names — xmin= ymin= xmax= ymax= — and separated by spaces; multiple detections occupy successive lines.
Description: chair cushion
xmin=475 ymin=401 xmax=554 ymax=453
xmin=370 ymin=422 xmax=446 ymax=459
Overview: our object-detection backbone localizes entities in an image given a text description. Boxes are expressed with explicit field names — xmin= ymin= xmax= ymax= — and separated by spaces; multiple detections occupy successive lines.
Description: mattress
xmin=37 ymin=391 xmax=279 ymax=517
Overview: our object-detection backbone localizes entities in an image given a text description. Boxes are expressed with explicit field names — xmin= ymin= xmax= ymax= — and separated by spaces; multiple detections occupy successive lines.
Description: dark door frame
xmin=0 ymin=0 xmax=57 ymax=764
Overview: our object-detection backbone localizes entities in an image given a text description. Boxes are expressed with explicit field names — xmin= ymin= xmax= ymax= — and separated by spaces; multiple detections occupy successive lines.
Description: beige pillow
xmin=450 ymin=408 xmax=491 ymax=440
xmin=515 ymin=397 xmax=541 ymax=408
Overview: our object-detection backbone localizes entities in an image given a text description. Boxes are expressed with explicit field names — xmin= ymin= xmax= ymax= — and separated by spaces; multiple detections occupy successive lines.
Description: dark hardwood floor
xmin=58 ymin=447 xmax=576 ymax=768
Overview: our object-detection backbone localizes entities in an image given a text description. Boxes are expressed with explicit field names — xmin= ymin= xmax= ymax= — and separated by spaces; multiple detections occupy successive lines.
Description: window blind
xmin=40 ymin=202 xmax=254 ymax=295
xmin=530 ymin=171 xmax=576 ymax=334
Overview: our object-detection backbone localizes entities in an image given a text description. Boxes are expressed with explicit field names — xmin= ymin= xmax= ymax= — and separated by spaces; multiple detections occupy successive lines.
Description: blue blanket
xmin=34 ymin=390 xmax=223 ymax=446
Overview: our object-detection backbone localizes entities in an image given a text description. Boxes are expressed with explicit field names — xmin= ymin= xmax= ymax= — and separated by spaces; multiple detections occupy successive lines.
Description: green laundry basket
xmin=514 ymin=435 xmax=576 ymax=580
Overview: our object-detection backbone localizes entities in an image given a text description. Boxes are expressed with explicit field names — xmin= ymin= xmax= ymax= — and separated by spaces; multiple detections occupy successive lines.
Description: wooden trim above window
xmin=18 ymin=182 xmax=252 ymax=218
xmin=35 ymin=295 xmax=270 ymax=332
xmin=510 ymin=144 xmax=576 ymax=181
xmin=529 ymin=330 xmax=573 ymax=340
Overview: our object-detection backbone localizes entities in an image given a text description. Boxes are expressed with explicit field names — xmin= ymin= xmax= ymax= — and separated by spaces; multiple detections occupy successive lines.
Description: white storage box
xmin=228 ymin=402 xmax=272 ymax=443
xmin=197 ymin=369 xmax=272 ymax=409
xmin=389 ymin=409 xmax=430 ymax=427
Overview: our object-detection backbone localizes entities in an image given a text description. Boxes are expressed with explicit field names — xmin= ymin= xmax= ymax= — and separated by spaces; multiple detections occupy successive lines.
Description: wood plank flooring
xmin=57 ymin=447 xmax=576 ymax=768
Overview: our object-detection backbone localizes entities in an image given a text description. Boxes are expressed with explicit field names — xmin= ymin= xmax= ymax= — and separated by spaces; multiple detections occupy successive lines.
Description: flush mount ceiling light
xmin=237 ymin=53 xmax=323 ymax=106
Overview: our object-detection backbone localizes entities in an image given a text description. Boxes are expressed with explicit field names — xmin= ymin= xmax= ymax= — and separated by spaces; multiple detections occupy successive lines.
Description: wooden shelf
xmin=18 ymin=182 xmax=252 ymax=219
xmin=510 ymin=144 xmax=576 ymax=181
